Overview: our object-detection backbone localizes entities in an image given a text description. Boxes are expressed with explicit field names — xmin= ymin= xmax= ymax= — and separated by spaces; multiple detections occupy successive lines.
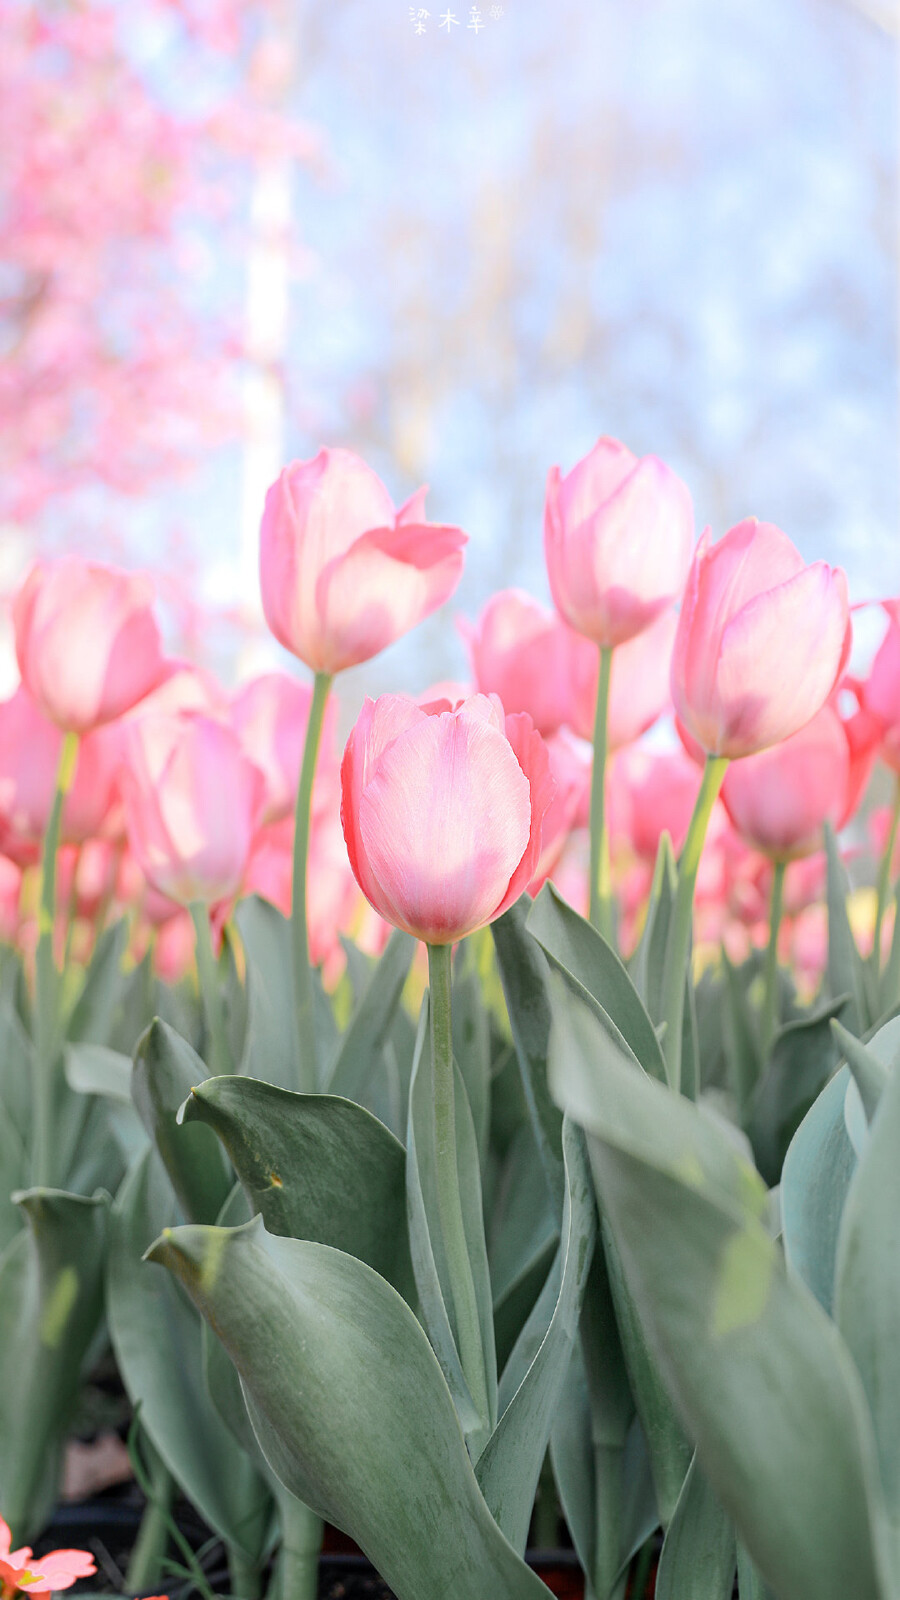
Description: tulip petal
xmin=358 ymin=712 xmax=532 ymax=943
xmin=315 ymin=522 xmax=467 ymax=674
xmin=341 ymin=696 xmax=427 ymax=918
xmin=495 ymin=712 xmax=557 ymax=910
xmin=715 ymin=563 xmax=851 ymax=756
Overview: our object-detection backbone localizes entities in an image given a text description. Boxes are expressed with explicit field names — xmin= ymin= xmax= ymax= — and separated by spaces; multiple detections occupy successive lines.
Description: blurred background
xmin=1 ymin=0 xmax=897 ymax=704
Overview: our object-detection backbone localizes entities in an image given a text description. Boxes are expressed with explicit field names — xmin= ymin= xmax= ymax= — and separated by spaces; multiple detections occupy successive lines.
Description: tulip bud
xmin=13 ymin=557 xmax=167 ymax=733
xmin=544 ymin=437 xmax=693 ymax=648
xmin=671 ymin=519 xmax=851 ymax=759
xmin=341 ymin=693 xmax=554 ymax=945
xmin=122 ymin=713 xmax=265 ymax=906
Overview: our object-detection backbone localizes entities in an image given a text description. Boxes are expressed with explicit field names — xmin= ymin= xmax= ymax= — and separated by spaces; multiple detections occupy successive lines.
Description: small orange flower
xmin=0 ymin=1515 xmax=95 ymax=1595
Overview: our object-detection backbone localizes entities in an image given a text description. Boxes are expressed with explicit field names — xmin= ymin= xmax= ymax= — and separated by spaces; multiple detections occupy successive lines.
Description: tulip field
xmin=0 ymin=434 xmax=899 ymax=1600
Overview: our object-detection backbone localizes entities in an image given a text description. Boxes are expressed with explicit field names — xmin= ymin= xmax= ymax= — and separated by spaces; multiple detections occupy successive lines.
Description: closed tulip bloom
xmin=462 ymin=589 xmax=579 ymax=735
xmin=231 ymin=671 xmax=338 ymax=825
xmin=613 ymin=746 xmax=703 ymax=862
xmin=0 ymin=687 xmax=122 ymax=861
xmin=862 ymin=601 xmax=900 ymax=773
xmin=544 ymin=437 xmax=693 ymax=648
xmin=259 ymin=448 xmax=468 ymax=674
xmin=720 ymin=704 xmax=851 ymax=859
xmin=571 ymin=607 xmax=678 ymax=750
xmin=341 ymin=693 xmax=554 ymax=944
xmin=672 ymin=519 xmax=851 ymax=759
xmin=123 ymin=713 xmax=265 ymax=905
xmin=13 ymin=557 xmax=167 ymax=733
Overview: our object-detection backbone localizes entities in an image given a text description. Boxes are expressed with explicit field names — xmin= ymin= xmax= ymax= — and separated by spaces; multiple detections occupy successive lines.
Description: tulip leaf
xmin=326 ymin=928 xmax=415 ymax=1103
xmin=527 ymin=883 xmax=667 ymax=1085
xmin=835 ymin=1044 xmax=900 ymax=1542
xmin=475 ymin=1116 xmax=596 ymax=1554
xmin=825 ymin=825 xmax=870 ymax=1035
xmin=550 ymin=1341 xmax=655 ymax=1600
xmin=148 ymin=1218 xmax=551 ymax=1600
xmin=107 ymin=1147 xmax=271 ymax=1558
xmin=406 ymin=1003 xmax=498 ymax=1454
xmin=235 ymin=896 xmax=304 ymax=1092
xmin=65 ymin=1042 xmax=132 ymax=1102
xmin=181 ymin=1075 xmax=414 ymax=1302
xmin=602 ymin=1221 xmax=691 ymax=1530
xmin=492 ymin=899 xmax=565 ymax=1214
xmin=746 ymin=995 xmax=847 ymax=1188
xmin=0 ymin=1000 xmax=32 ymax=1249
xmin=831 ymin=1020 xmax=890 ymax=1122
xmin=656 ymin=1451 xmax=736 ymax=1600
xmin=629 ymin=831 xmax=677 ymax=1022
xmin=553 ymin=1234 xmax=658 ymax=1595
xmin=132 ymin=1019 xmax=232 ymax=1226
xmin=0 ymin=995 xmax=32 ymax=1143
xmin=488 ymin=1121 xmax=559 ymax=1372
xmin=0 ymin=1187 xmax=108 ymax=1540
xmin=781 ymin=1067 xmax=856 ymax=1315
xmin=64 ymin=1042 xmax=149 ymax=1165
xmin=879 ymin=884 xmax=900 ymax=1014
xmin=549 ymin=974 xmax=889 ymax=1600
xmin=65 ymin=921 xmax=130 ymax=1045
xmin=721 ymin=952 xmax=763 ymax=1115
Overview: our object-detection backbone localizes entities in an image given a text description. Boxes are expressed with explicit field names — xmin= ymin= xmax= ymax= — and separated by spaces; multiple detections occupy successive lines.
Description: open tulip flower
xmin=259 ymin=447 xmax=468 ymax=676
xmin=341 ymin=692 xmax=554 ymax=945
xmin=0 ymin=1517 xmax=95 ymax=1595
xmin=13 ymin=556 xmax=168 ymax=734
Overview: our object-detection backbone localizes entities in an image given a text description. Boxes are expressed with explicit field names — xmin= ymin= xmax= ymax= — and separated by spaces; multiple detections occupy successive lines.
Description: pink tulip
xmin=672 ymin=519 xmax=851 ymax=759
xmin=612 ymin=746 xmax=703 ymax=863
xmin=720 ymin=704 xmax=851 ymax=859
xmin=259 ymin=448 xmax=468 ymax=674
xmin=544 ymin=437 xmax=693 ymax=648
xmin=861 ymin=601 xmax=900 ymax=773
xmin=341 ymin=693 xmax=554 ymax=944
xmin=231 ymin=671 xmax=338 ymax=826
xmin=529 ymin=729 xmax=592 ymax=891
xmin=462 ymin=589 xmax=580 ymax=735
xmin=570 ymin=608 xmax=678 ymax=749
xmin=13 ymin=557 xmax=168 ymax=733
xmin=122 ymin=713 xmax=265 ymax=905
xmin=128 ymin=658 xmax=226 ymax=721
xmin=0 ymin=687 xmax=122 ymax=862
xmin=0 ymin=1514 xmax=95 ymax=1593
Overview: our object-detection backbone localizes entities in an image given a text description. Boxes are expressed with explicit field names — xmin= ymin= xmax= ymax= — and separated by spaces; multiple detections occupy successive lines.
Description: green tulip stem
xmin=427 ymin=940 xmax=491 ymax=1431
xmin=761 ymin=857 xmax=786 ymax=1057
xmin=629 ymin=1536 xmax=656 ymax=1599
xmin=190 ymin=903 xmax=234 ymax=1075
xmin=227 ymin=1544 xmax=263 ymax=1600
xmin=32 ymin=729 xmax=79 ymax=1189
xmin=592 ymin=1443 xmax=627 ymax=1600
xmin=872 ymin=776 xmax=900 ymax=977
xmin=291 ymin=670 xmax=333 ymax=1092
xmin=124 ymin=1447 xmax=173 ymax=1593
xmin=661 ymin=753 xmax=729 ymax=1093
xmin=274 ymin=1497 xmax=322 ymax=1600
xmin=588 ymin=644 xmax=615 ymax=941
